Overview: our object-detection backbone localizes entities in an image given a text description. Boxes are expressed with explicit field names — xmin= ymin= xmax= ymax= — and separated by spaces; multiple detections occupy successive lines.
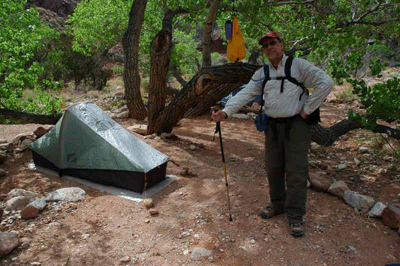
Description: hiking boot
xmin=259 ymin=205 xmax=284 ymax=219
xmin=290 ymin=222 xmax=305 ymax=237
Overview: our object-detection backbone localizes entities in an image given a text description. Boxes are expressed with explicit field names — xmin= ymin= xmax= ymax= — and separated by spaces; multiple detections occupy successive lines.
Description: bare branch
xmin=335 ymin=2 xmax=389 ymax=27
xmin=259 ymin=22 xmax=275 ymax=32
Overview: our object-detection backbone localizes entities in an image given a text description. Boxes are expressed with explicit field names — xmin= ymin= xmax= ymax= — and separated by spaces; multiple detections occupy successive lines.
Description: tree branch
xmin=372 ymin=124 xmax=400 ymax=139
xmin=334 ymin=2 xmax=398 ymax=27
xmin=170 ymin=65 xmax=187 ymax=87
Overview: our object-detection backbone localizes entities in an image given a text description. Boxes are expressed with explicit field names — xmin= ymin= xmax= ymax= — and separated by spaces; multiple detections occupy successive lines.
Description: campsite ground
xmin=0 ymin=76 xmax=399 ymax=266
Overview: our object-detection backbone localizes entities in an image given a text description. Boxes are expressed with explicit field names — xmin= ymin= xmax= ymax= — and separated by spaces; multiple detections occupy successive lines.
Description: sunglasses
xmin=262 ymin=40 xmax=277 ymax=49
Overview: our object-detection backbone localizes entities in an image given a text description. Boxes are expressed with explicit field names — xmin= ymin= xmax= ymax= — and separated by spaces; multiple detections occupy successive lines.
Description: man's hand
xmin=212 ymin=110 xmax=228 ymax=122
xmin=300 ymin=109 xmax=308 ymax=119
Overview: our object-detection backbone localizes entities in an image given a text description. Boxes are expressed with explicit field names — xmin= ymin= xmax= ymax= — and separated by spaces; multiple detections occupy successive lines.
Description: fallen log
xmin=0 ymin=109 xmax=61 ymax=125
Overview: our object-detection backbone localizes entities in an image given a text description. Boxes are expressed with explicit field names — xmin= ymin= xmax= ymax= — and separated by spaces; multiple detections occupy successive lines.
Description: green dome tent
xmin=30 ymin=102 xmax=169 ymax=193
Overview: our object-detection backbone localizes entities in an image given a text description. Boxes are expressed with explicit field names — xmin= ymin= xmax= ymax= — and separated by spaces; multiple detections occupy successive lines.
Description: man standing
xmin=212 ymin=32 xmax=333 ymax=237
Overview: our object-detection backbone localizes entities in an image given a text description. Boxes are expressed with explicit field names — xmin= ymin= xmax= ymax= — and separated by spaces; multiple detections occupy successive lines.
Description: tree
xmin=122 ymin=0 xmax=148 ymax=120
xmin=0 ymin=0 xmax=62 ymax=114
xmin=202 ymin=0 xmax=221 ymax=67
xmin=147 ymin=9 xmax=174 ymax=134
xmin=145 ymin=0 xmax=400 ymax=138
xmin=67 ymin=0 xmax=131 ymax=57
xmin=3 ymin=0 xmax=400 ymax=149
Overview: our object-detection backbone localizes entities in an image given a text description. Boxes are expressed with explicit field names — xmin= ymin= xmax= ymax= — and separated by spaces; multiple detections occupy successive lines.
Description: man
xmin=212 ymin=32 xmax=333 ymax=237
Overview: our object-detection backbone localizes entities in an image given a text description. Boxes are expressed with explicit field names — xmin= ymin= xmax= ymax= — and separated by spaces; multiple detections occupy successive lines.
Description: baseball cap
xmin=258 ymin=32 xmax=282 ymax=45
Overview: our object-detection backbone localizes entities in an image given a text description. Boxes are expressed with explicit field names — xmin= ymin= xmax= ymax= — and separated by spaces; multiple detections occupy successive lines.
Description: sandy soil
xmin=0 ymin=99 xmax=399 ymax=266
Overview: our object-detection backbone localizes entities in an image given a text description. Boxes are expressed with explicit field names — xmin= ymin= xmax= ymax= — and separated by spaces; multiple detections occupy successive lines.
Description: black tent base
xmin=32 ymin=151 xmax=167 ymax=194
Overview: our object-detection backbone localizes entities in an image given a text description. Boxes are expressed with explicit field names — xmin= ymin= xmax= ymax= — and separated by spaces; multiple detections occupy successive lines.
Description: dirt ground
xmin=0 ymin=95 xmax=399 ymax=266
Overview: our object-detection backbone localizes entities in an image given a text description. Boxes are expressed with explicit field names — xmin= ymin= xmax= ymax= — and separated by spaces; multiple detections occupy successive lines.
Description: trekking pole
xmin=215 ymin=121 xmax=233 ymax=222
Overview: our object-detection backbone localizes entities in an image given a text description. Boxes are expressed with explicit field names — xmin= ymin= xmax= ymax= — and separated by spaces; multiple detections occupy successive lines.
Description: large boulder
xmin=0 ymin=232 xmax=19 ymax=258
xmin=382 ymin=202 xmax=400 ymax=228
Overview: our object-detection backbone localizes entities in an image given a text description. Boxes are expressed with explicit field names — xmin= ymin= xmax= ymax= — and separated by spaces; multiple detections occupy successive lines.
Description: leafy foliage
xmin=0 ymin=0 xmax=63 ymax=114
xmin=67 ymin=0 xmax=132 ymax=56
xmin=348 ymin=77 xmax=400 ymax=129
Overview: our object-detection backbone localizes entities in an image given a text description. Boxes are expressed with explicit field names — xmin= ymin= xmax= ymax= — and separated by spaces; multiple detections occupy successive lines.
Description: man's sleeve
xmin=296 ymin=59 xmax=334 ymax=115
xmin=223 ymin=68 xmax=264 ymax=118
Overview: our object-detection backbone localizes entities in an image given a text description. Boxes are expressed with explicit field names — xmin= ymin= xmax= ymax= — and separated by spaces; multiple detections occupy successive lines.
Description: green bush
xmin=0 ymin=0 xmax=63 ymax=113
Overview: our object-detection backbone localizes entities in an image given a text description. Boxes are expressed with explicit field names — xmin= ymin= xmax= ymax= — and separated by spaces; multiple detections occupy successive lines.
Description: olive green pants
xmin=264 ymin=115 xmax=311 ymax=223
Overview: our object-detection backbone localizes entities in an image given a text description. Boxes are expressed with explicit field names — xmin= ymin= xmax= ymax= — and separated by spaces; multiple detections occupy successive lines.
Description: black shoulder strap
xmin=285 ymin=56 xmax=305 ymax=90
xmin=285 ymin=56 xmax=307 ymax=100
xmin=262 ymin=64 xmax=270 ymax=90
xmin=259 ymin=64 xmax=270 ymax=114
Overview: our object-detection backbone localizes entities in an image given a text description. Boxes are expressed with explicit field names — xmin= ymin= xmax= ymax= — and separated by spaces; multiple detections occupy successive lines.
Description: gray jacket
xmin=223 ymin=55 xmax=334 ymax=118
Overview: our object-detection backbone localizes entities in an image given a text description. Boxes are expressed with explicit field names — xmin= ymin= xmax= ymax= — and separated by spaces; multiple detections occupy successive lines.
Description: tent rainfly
xmin=30 ymin=102 xmax=170 ymax=193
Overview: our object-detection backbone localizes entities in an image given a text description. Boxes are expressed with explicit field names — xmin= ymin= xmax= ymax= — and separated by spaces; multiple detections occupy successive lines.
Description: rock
xmin=359 ymin=146 xmax=369 ymax=153
xmin=309 ymin=172 xmax=332 ymax=191
xmin=120 ymin=256 xmax=131 ymax=263
xmin=48 ymin=222 xmax=62 ymax=229
xmin=20 ymin=139 xmax=33 ymax=150
xmin=0 ymin=232 xmax=19 ymax=258
xmin=127 ymin=124 xmax=147 ymax=135
xmin=8 ymin=188 xmax=40 ymax=199
xmin=382 ymin=202 xmax=400 ymax=228
xmin=13 ymin=133 xmax=34 ymax=145
xmin=149 ymin=209 xmax=159 ymax=216
xmin=5 ymin=196 xmax=30 ymax=211
xmin=34 ymin=126 xmax=52 ymax=138
xmin=114 ymin=91 xmax=124 ymax=98
xmin=191 ymin=247 xmax=212 ymax=261
xmin=143 ymin=198 xmax=154 ymax=209
xmin=21 ymin=205 xmax=39 ymax=219
xmin=0 ymin=143 xmax=14 ymax=153
xmin=116 ymin=110 xmax=129 ymax=119
xmin=0 ymin=168 xmax=6 ymax=177
xmin=0 ymin=153 xmax=8 ymax=164
xmin=318 ymin=163 xmax=329 ymax=170
xmin=28 ymin=198 xmax=47 ymax=211
xmin=45 ymin=187 xmax=86 ymax=202
xmin=19 ymin=237 xmax=32 ymax=249
xmin=393 ymin=193 xmax=400 ymax=203
xmin=327 ymin=181 xmax=350 ymax=198
xmin=343 ymin=191 xmax=375 ymax=213
xmin=368 ymin=202 xmax=387 ymax=218
xmin=160 ymin=133 xmax=178 ymax=140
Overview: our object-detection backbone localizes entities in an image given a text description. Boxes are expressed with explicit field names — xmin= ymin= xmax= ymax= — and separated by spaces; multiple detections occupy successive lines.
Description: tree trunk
xmin=122 ymin=0 xmax=147 ymax=120
xmin=310 ymin=119 xmax=362 ymax=146
xmin=202 ymin=0 xmax=220 ymax=67
xmin=147 ymin=10 xmax=173 ymax=134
